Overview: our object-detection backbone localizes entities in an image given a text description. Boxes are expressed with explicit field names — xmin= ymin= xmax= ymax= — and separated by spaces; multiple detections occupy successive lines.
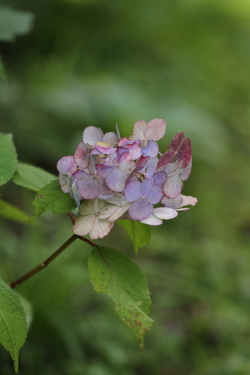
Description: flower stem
xmin=8 ymin=234 xmax=96 ymax=289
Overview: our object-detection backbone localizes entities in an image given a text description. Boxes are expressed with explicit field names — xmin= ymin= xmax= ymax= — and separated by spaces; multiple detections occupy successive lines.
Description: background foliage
xmin=1 ymin=0 xmax=250 ymax=374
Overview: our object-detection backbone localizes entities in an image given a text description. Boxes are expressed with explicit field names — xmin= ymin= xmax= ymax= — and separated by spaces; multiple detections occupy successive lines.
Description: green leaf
xmin=0 ymin=56 xmax=8 ymax=83
xmin=32 ymin=179 xmax=76 ymax=218
xmin=118 ymin=220 xmax=151 ymax=254
xmin=88 ymin=246 xmax=153 ymax=351
xmin=0 ymin=133 xmax=18 ymax=186
xmin=0 ymin=199 xmax=39 ymax=225
xmin=13 ymin=162 xmax=57 ymax=192
xmin=0 ymin=7 xmax=34 ymax=42
xmin=0 ymin=278 xmax=27 ymax=372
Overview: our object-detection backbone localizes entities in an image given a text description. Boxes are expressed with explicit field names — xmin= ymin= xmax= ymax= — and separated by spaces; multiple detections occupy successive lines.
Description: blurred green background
xmin=1 ymin=0 xmax=250 ymax=374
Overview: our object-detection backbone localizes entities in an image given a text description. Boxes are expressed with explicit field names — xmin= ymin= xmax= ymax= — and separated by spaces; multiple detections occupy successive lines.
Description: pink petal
xmin=145 ymin=118 xmax=166 ymax=141
xmin=153 ymin=207 xmax=178 ymax=220
xmin=129 ymin=120 xmax=147 ymax=140
xmin=89 ymin=218 xmax=114 ymax=239
xmin=95 ymin=141 xmax=117 ymax=154
xmin=141 ymin=214 xmax=162 ymax=226
xmin=83 ymin=126 xmax=103 ymax=146
xmin=73 ymin=215 xmax=96 ymax=236
xmin=181 ymin=195 xmax=198 ymax=207
xmin=163 ymin=174 xmax=183 ymax=199
xmin=74 ymin=142 xmax=89 ymax=169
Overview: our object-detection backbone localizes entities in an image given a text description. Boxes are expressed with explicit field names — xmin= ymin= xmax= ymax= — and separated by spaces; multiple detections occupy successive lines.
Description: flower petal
xmin=163 ymin=174 xmax=183 ymax=199
xmin=89 ymin=218 xmax=114 ymax=239
xmin=129 ymin=120 xmax=147 ymax=140
xmin=102 ymin=132 xmax=119 ymax=145
xmin=153 ymin=207 xmax=178 ymax=220
xmin=128 ymin=199 xmax=153 ymax=221
xmin=77 ymin=175 xmax=100 ymax=199
xmin=108 ymin=203 xmax=130 ymax=222
xmin=181 ymin=195 xmax=198 ymax=207
xmin=83 ymin=126 xmax=103 ymax=146
xmin=180 ymin=159 xmax=192 ymax=181
xmin=142 ymin=140 xmax=159 ymax=158
xmin=141 ymin=214 xmax=162 ymax=226
xmin=57 ymin=156 xmax=77 ymax=175
xmin=145 ymin=118 xmax=166 ymax=141
xmin=146 ymin=184 xmax=163 ymax=204
xmin=124 ymin=180 xmax=142 ymax=202
xmin=161 ymin=194 xmax=183 ymax=209
xmin=74 ymin=142 xmax=89 ymax=169
xmin=73 ymin=214 xmax=96 ymax=236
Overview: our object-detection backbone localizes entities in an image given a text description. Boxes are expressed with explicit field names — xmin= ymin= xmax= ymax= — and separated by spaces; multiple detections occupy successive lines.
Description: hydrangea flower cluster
xmin=57 ymin=119 xmax=197 ymax=239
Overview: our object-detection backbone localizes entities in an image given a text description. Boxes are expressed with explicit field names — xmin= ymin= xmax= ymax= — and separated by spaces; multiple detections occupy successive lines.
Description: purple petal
xmin=97 ymin=177 xmax=113 ymax=196
xmin=142 ymin=140 xmax=159 ymax=158
xmin=96 ymin=164 xmax=114 ymax=179
xmin=105 ymin=167 xmax=127 ymax=192
xmin=153 ymin=171 xmax=167 ymax=186
xmin=83 ymin=126 xmax=103 ymax=146
xmin=74 ymin=142 xmax=89 ymax=169
xmin=145 ymin=166 xmax=155 ymax=180
xmin=145 ymin=118 xmax=166 ymax=141
xmin=140 ymin=179 xmax=153 ymax=197
xmin=146 ymin=184 xmax=163 ymax=204
xmin=128 ymin=199 xmax=153 ymax=221
xmin=163 ymin=174 xmax=183 ymax=199
xmin=147 ymin=185 xmax=163 ymax=205
xmin=124 ymin=180 xmax=142 ymax=202
xmin=77 ymin=175 xmax=100 ymax=199
xmin=57 ymin=156 xmax=77 ymax=175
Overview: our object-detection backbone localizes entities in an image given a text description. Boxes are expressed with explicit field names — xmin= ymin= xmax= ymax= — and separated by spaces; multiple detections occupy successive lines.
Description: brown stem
xmin=67 ymin=211 xmax=76 ymax=224
xmin=8 ymin=234 xmax=96 ymax=289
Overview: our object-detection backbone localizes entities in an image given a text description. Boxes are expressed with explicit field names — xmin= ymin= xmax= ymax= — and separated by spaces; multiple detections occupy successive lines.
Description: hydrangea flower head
xmin=57 ymin=118 xmax=197 ymax=239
